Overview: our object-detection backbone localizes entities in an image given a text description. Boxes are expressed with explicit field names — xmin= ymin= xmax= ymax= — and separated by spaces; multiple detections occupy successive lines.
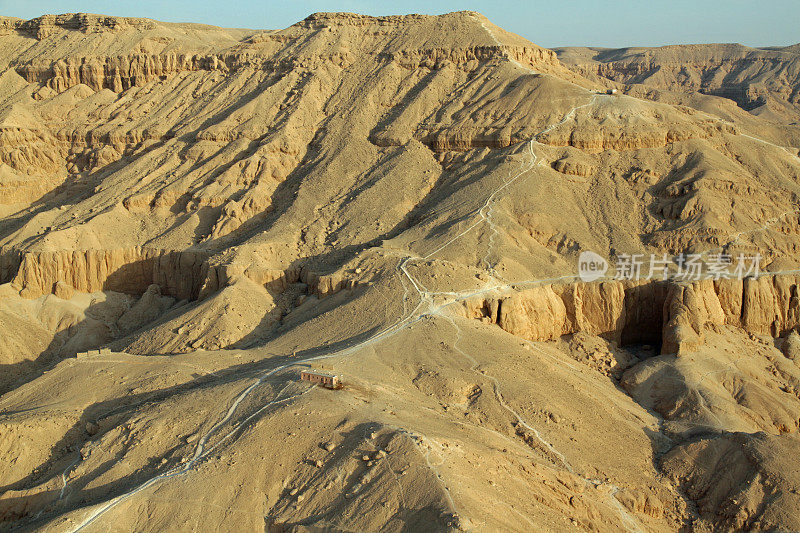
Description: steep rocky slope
xmin=1 ymin=11 xmax=800 ymax=532
xmin=555 ymin=43 xmax=800 ymax=126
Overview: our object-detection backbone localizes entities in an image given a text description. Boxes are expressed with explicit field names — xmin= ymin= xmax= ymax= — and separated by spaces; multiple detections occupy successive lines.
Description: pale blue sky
xmin=0 ymin=0 xmax=796 ymax=48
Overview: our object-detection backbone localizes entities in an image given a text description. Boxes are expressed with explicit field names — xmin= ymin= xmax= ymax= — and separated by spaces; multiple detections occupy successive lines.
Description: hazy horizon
xmin=0 ymin=0 xmax=797 ymax=49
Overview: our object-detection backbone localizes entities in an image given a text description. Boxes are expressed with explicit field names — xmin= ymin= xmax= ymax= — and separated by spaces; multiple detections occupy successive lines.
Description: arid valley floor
xmin=1 ymin=10 xmax=800 ymax=532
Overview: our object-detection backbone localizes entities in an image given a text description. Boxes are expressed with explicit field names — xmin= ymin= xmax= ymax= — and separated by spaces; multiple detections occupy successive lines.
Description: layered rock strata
xmin=463 ymin=275 xmax=800 ymax=354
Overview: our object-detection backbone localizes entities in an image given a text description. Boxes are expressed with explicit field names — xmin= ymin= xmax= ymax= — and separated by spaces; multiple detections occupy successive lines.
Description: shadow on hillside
xmin=0 ymin=294 xmax=142 ymax=397
xmin=0 ymin=320 xmax=386 ymax=529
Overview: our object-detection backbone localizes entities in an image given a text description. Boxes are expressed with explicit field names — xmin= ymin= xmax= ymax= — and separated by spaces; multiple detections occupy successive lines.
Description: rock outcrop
xmin=15 ymin=53 xmax=236 ymax=94
xmin=463 ymin=279 xmax=668 ymax=346
xmin=464 ymin=274 xmax=800 ymax=355
xmin=783 ymin=329 xmax=800 ymax=360
xmin=199 ymin=261 xmax=363 ymax=300
xmin=3 ymin=10 xmax=800 ymax=533
xmin=6 ymin=245 xmax=367 ymax=305
xmin=116 ymin=283 xmax=175 ymax=334
xmin=3 ymin=13 xmax=155 ymax=39
xmin=551 ymin=156 xmax=595 ymax=178
xmin=12 ymin=247 xmax=210 ymax=300
xmin=536 ymin=118 xmax=736 ymax=153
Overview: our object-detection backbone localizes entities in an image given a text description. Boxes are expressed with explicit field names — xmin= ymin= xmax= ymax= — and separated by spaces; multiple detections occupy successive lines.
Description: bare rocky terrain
xmin=0 ymin=11 xmax=800 ymax=532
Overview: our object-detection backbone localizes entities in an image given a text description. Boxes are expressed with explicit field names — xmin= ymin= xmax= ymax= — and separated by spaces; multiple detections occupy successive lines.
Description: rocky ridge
xmin=1 ymin=10 xmax=800 ymax=533
xmin=555 ymin=43 xmax=800 ymax=125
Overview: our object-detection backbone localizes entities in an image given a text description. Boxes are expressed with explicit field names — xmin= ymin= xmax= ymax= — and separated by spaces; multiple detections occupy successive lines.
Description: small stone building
xmin=300 ymin=369 xmax=341 ymax=389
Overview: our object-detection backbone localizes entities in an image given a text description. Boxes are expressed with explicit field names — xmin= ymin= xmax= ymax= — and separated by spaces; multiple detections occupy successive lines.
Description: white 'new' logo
xmin=578 ymin=250 xmax=608 ymax=282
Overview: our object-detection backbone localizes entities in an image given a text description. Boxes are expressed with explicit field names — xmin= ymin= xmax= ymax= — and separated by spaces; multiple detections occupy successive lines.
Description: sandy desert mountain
xmin=556 ymin=42 xmax=800 ymax=127
xmin=0 ymin=11 xmax=800 ymax=532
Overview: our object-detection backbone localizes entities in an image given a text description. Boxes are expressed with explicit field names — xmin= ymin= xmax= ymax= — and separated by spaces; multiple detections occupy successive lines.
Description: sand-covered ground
xmin=1 ymin=10 xmax=800 ymax=532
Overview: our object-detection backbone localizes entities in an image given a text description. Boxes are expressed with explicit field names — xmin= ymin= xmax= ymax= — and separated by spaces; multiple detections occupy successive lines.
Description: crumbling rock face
xmin=783 ymin=330 xmax=800 ymax=361
xmin=12 ymin=247 xmax=210 ymax=300
xmin=0 ymin=125 xmax=64 ymax=178
xmin=0 ymin=120 xmax=175 ymax=204
xmin=199 ymin=260 xmax=362 ymax=300
xmin=380 ymin=45 xmax=558 ymax=73
xmin=15 ymin=53 xmax=234 ymax=94
xmin=116 ymin=277 xmax=279 ymax=354
xmin=116 ymin=283 xmax=176 ymax=334
xmin=12 ymin=12 xmax=565 ymax=99
xmin=3 ymin=13 xmax=150 ymax=40
xmin=464 ymin=274 xmax=800 ymax=355
xmin=300 ymin=270 xmax=361 ymax=298
xmin=52 ymin=280 xmax=74 ymax=300
xmin=410 ymin=128 xmax=521 ymax=152
xmin=463 ymin=279 xmax=669 ymax=346
xmin=716 ymin=275 xmax=800 ymax=336
xmin=198 ymin=261 xmax=301 ymax=299
xmin=6 ymin=244 xmax=365 ymax=306
xmin=536 ymin=120 xmax=736 ymax=153
xmin=297 ymin=11 xmax=435 ymax=29
xmin=661 ymin=280 xmax=725 ymax=356
xmin=551 ymin=156 xmax=595 ymax=178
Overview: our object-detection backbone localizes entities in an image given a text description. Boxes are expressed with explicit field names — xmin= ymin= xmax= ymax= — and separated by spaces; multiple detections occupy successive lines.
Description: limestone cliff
xmin=2 ymin=9 xmax=800 ymax=533
xmin=11 ymin=248 xmax=209 ymax=300
xmin=463 ymin=274 xmax=800 ymax=355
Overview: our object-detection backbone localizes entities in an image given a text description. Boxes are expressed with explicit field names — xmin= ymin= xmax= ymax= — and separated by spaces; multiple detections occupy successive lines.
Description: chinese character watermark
xmin=578 ymin=251 xmax=760 ymax=283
